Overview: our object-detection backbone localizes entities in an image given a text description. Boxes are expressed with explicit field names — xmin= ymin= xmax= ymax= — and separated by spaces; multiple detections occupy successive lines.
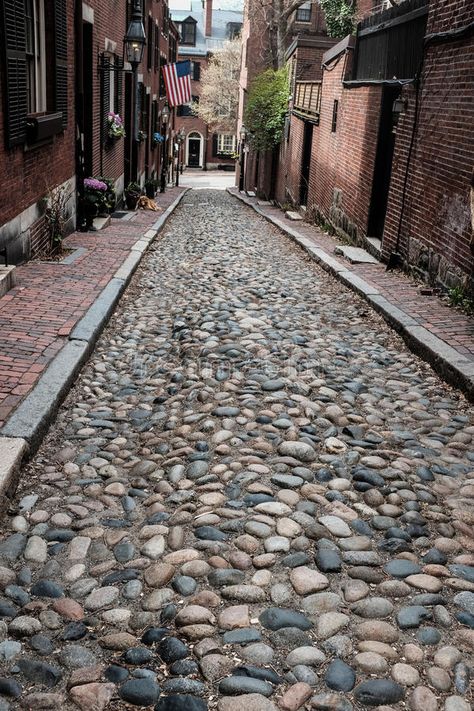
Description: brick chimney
xmin=204 ymin=0 xmax=212 ymax=36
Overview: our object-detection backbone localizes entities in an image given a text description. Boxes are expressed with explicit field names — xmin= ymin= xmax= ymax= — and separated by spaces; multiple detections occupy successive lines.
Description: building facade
xmin=0 ymin=0 xmax=178 ymax=265
xmin=170 ymin=0 xmax=243 ymax=170
xmin=240 ymin=0 xmax=474 ymax=294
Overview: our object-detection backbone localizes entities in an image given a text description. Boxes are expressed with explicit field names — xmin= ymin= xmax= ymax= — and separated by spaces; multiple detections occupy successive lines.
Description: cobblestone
xmin=0 ymin=190 xmax=473 ymax=709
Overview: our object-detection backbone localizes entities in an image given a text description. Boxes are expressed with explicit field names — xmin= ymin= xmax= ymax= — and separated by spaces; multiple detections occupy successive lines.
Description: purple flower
xmin=84 ymin=177 xmax=108 ymax=191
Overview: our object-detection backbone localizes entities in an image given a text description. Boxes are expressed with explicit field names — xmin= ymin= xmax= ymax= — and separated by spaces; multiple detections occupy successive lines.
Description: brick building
xmin=0 ymin=0 xmax=75 ymax=262
xmin=237 ymin=0 xmax=332 ymax=197
xmin=170 ymin=0 xmax=243 ymax=170
xmin=0 ymin=0 xmax=178 ymax=265
xmin=282 ymin=0 xmax=474 ymax=293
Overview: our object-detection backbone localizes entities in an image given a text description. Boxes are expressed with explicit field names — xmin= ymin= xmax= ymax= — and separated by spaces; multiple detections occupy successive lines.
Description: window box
xmin=26 ymin=111 xmax=63 ymax=143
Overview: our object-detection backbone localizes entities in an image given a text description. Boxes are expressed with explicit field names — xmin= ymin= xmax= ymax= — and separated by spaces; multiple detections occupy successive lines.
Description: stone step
xmin=0 ymin=265 xmax=17 ymax=298
xmin=334 ymin=245 xmax=379 ymax=264
xmin=285 ymin=211 xmax=303 ymax=221
xmin=92 ymin=215 xmax=111 ymax=231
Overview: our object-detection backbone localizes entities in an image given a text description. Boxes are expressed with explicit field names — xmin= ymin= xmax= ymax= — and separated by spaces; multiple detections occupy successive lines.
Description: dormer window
xmin=296 ymin=2 xmax=312 ymax=22
xmin=226 ymin=22 xmax=242 ymax=39
xmin=179 ymin=16 xmax=197 ymax=46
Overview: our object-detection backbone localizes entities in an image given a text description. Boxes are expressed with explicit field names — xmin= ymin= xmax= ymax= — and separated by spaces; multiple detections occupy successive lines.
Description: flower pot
xmin=125 ymin=194 xmax=139 ymax=210
xmin=145 ymin=185 xmax=156 ymax=199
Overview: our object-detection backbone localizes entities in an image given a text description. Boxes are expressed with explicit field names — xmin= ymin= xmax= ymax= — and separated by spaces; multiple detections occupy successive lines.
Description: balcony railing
xmin=293 ymin=81 xmax=322 ymax=121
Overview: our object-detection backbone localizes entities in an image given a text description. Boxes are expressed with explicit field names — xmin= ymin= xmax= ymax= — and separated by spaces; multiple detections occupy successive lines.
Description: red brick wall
xmin=0 ymin=1 xmax=75 ymax=230
xmin=307 ymin=52 xmax=382 ymax=241
xmin=382 ymin=0 xmax=474 ymax=290
xmin=87 ymin=0 xmax=126 ymax=182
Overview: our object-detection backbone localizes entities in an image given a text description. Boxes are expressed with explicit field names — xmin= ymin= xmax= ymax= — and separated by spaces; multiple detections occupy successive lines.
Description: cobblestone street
xmin=0 ymin=190 xmax=473 ymax=711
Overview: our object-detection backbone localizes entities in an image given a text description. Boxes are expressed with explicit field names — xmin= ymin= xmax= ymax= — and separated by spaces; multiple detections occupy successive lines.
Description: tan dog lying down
xmin=137 ymin=196 xmax=162 ymax=211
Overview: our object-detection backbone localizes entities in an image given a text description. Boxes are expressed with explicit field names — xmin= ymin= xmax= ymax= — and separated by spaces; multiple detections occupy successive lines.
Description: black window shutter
xmin=2 ymin=0 xmax=28 ymax=147
xmin=114 ymin=56 xmax=123 ymax=116
xmin=193 ymin=62 xmax=201 ymax=81
xmin=54 ymin=0 xmax=68 ymax=127
xmin=212 ymin=133 xmax=218 ymax=157
xmin=101 ymin=55 xmax=111 ymax=144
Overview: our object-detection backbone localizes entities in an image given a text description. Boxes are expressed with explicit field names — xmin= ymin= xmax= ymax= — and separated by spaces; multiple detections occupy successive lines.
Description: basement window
xmin=331 ymin=99 xmax=338 ymax=132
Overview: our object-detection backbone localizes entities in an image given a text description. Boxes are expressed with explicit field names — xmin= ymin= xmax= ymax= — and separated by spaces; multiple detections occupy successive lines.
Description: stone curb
xmin=0 ymin=188 xmax=189 ymax=504
xmin=228 ymin=187 xmax=474 ymax=401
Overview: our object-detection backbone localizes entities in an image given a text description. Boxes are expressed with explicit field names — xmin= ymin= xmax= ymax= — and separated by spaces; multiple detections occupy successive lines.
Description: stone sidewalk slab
xmin=229 ymin=187 xmax=474 ymax=401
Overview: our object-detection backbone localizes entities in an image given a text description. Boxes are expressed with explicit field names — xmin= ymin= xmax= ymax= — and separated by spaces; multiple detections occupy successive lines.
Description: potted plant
xmin=107 ymin=112 xmax=126 ymax=139
xmin=124 ymin=182 xmax=141 ymax=210
xmin=144 ymin=177 xmax=158 ymax=198
xmin=83 ymin=177 xmax=108 ymax=226
xmin=96 ymin=176 xmax=116 ymax=213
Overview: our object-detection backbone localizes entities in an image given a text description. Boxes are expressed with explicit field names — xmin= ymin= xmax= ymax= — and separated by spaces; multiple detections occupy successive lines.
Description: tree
xmin=319 ymin=0 xmax=355 ymax=38
xmin=192 ymin=39 xmax=241 ymax=132
xmin=244 ymin=67 xmax=289 ymax=150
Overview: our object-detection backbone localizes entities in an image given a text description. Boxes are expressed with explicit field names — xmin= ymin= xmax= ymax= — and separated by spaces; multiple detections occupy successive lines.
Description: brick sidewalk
xmin=0 ymin=188 xmax=184 ymax=427
xmin=237 ymin=194 xmax=474 ymax=362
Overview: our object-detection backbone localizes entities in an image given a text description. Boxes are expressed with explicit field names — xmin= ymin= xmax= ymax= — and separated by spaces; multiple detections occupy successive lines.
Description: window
xmin=159 ymin=56 xmax=167 ymax=97
xmin=154 ymin=23 xmax=159 ymax=70
xmin=25 ymin=0 xmax=46 ymax=113
xmin=331 ymin=99 xmax=338 ymax=132
xmin=180 ymin=17 xmax=196 ymax=46
xmin=177 ymin=96 xmax=197 ymax=117
xmin=226 ymin=22 xmax=242 ymax=39
xmin=217 ymin=134 xmax=236 ymax=154
xmin=192 ymin=61 xmax=201 ymax=81
xmin=296 ymin=2 xmax=312 ymax=22
xmin=2 ymin=0 xmax=67 ymax=147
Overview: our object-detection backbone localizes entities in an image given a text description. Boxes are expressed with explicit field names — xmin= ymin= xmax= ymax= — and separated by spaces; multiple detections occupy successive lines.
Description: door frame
xmin=367 ymin=86 xmax=401 ymax=238
xmin=299 ymin=120 xmax=313 ymax=206
xmin=186 ymin=131 xmax=203 ymax=167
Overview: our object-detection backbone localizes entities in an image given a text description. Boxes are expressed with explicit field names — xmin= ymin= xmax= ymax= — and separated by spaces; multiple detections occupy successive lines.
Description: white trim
xmin=186 ymin=131 xmax=204 ymax=168
xmin=82 ymin=3 xmax=94 ymax=23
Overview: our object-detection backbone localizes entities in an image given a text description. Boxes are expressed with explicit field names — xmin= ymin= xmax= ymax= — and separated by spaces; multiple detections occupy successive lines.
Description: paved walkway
xmin=0 ymin=188 xmax=184 ymax=428
xmin=0 ymin=190 xmax=472 ymax=711
xmin=180 ymin=170 xmax=236 ymax=191
xmin=230 ymin=191 xmax=474 ymax=361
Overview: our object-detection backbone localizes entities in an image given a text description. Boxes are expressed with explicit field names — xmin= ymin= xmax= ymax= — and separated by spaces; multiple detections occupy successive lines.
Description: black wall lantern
xmin=124 ymin=0 xmax=146 ymax=70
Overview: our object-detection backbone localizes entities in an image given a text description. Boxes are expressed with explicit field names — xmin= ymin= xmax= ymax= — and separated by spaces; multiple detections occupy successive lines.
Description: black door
xmin=367 ymin=86 xmax=400 ymax=238
xmin=300 ymin=121 xmax=313 ymax=206
xmin=82 ymin=22 xmax=93 ymax=177
xmin=188 ymin=138 xmax=201 ymax=167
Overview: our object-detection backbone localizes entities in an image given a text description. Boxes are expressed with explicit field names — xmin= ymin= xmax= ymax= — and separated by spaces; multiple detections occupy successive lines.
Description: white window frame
xmin=26 ymin=0 xmax=47 ymax=114
xmin=217 ymin=134 xmax=236 ymax=154
xmin=109 ymin=58 xmax=115 ymax=113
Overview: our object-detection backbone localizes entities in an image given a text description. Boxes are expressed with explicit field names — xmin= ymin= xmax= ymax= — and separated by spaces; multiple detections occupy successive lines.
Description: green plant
xmin=244 ymin=67 xmax=289 ymax=151
xmin=125 ymin=182 xmax=141 ymax=196
xmin=319 ymin=0 xmax=355 ymax=38
xmin=44 ymin=184 xmax=69 ymax=251
xmin=145 ymin=178 xmax=158 ymax=189
xmin=95 ymin=176 xmax=116 ymax=213
xmin=448 ymin=286 xmax=474 ymax=313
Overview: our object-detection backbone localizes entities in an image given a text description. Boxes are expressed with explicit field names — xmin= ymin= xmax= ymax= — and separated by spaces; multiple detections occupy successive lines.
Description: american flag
xmin=162 ymin=60 xmax=192 ymax=107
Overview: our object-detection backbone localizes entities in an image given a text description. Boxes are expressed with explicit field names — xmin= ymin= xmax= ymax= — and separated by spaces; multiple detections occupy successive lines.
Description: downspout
xmin=75 ymin=0 xmax=85 ymax=228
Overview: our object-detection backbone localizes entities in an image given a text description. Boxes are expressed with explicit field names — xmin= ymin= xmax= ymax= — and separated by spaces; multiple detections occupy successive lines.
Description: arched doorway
xmin=186 ymin=131 xmax=203 ymax=168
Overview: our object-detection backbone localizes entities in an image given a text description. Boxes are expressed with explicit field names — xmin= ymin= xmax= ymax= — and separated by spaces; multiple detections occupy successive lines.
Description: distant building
xmin=170 ymin=0 xmax=243 ymax=170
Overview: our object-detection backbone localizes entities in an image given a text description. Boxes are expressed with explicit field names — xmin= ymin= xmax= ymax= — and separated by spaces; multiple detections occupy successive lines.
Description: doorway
xmin=367 ymin=86 xmax=401 ymax=238
xmin=300 ymin=121 xmax=313 ymax=206
xmin=187 ymin=132 xmax=202 ymax=167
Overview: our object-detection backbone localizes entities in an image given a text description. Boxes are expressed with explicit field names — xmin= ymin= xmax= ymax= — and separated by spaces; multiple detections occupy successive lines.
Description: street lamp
xmin=124 ymin=0 xmax=146 ymax=183
xmin=160 ymin=104 xmax=170 ymax=193
xmin=239 ymin=124 xmax=248 ymax=192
